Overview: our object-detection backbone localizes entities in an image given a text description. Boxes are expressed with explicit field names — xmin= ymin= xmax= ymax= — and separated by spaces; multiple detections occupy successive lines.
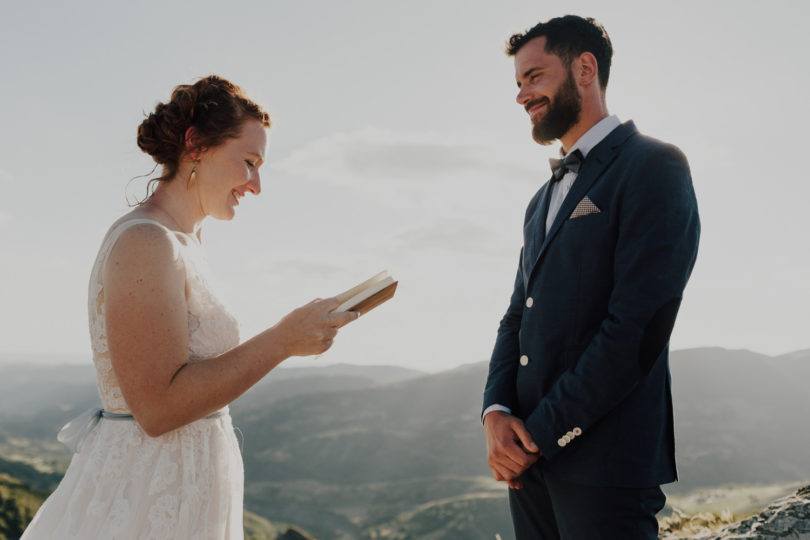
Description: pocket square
xmin=569 ymin=196 xmax=601 ymax=219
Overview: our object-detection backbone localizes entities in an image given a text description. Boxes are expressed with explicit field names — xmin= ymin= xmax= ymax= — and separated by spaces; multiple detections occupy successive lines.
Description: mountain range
xmin=1 ymin=347 xmax=808 ymax=538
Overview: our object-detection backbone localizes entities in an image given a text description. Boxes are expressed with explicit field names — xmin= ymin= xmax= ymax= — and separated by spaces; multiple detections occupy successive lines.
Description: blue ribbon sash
xmin=57 ymin=408 xmax=226 ymax=453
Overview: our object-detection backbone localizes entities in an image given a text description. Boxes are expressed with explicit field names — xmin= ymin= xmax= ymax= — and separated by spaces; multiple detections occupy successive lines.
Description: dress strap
xmin=90 ymin=218 xmax=184 ymax=287
xmin=100 ymin=218 xmax=180 ymax=260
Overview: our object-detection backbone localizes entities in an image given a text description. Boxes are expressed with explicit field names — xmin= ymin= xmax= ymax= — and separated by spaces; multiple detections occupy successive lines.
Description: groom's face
xmin=514 ymin=37 xmax=582 ymax=145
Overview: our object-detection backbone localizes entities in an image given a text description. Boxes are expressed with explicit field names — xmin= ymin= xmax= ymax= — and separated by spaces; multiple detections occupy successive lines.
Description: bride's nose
xmin=246 ymin=175 xmax=261 ymax=195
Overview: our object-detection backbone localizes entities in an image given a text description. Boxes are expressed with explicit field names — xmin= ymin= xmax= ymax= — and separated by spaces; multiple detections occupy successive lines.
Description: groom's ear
xmin=573 ymin=52 xmax=599 ymax=89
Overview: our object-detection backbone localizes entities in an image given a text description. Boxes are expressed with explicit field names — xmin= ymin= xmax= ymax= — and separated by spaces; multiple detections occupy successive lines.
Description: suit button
xmin=557 ymin=438 xmax=566 ymax=447
xmin=573 ymin=427 xmax=582 ymax=436
xmin=566 ymin=431 xmax=574 ymax=438
xmin=525 ymin=297 xmax=534 ymax=308
xmin=520 ymin=355 xmax=529 ymax=366
xmin=563 ymin=435 xmax=572 ymax=444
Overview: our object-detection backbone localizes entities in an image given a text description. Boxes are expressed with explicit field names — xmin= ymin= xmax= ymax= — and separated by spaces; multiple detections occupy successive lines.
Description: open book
xmin=334 ymin=271 xmax=398 ymax=315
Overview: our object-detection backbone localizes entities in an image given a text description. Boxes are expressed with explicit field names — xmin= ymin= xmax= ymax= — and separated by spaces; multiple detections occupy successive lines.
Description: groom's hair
xmin=507 ymin=15 xmax=613 ymax=90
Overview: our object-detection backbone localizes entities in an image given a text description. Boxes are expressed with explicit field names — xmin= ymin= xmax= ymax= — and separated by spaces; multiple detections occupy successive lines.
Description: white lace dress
xmin=23 ymin=218 xmax=245 ymax=540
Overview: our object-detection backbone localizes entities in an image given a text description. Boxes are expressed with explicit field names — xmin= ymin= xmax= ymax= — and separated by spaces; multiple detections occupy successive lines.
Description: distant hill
xmin=259 ymin=364 xmax=423 ymax=384
xmin=232 ymin=349 xmax=810 ymax=488
xmin=233 ymin=363 xmax=422 ymax=410
xmin=236 ymin=363 xmax=504 ymax=538
xmin=234 ymin=348 xmax=810 ymax=537
xmin=0 ymin=363 xmax=100 ymax=440
xmin=670 ymin=348 xmax=810 ymax=492
xmin=0 ymin=456 xmax=62 ymax=493
xmin=0 ymin=348 xmax=808 ymax=538
xmin=0 ymin=363 xmax=422 ymax=440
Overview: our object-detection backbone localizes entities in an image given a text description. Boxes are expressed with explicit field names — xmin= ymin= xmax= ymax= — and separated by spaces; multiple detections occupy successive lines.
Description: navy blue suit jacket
xmin=483 ymin=121 xmax=700 ymax=488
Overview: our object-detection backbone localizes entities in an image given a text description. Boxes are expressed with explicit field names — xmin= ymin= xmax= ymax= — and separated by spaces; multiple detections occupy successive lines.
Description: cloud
xmin=391 ymin=217 xmax=511 ymax=255
xmin=273 ymin=127 xmax=541 ymax=188
xmin=344 ymin=141 xmax=485 ymax=180
xmin=270 ymin=126 xmax=547 ymax=233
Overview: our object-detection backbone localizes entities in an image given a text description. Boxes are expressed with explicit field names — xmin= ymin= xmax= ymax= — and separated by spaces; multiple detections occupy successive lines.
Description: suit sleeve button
xmin=573 ymin=427 xmax=582 ymax=436
xmin=565 ymin=431 xmax=574 ymax=438
xmin=519 ymin=355 xmax=529 ymax=366
xmin=557 ymin=438 xmax=566 ymax=447
xmin=525 ymin=297 xmax=534 ymax=308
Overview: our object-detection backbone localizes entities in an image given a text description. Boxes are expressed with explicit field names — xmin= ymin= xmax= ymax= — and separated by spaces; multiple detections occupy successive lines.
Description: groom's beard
xmin=532 ymin=70 xmax=582 ymax=146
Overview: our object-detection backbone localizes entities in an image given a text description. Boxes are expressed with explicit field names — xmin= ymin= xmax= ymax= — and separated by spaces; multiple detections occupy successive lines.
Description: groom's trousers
xmin=508 ymin=465 xmax=666 ymax=540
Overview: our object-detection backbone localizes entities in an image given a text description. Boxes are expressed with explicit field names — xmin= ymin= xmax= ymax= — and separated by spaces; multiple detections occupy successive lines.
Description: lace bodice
xmin=87 ymin=218 xmax=240 ymax=411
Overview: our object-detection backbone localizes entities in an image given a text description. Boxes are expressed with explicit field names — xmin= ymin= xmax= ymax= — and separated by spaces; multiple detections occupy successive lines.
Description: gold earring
xmin=187 ymin=162 xmax=198 ymax=189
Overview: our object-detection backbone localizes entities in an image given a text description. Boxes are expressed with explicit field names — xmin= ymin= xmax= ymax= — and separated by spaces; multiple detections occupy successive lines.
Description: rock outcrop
xmin=662 ymin=485 xmax=810 ymax=539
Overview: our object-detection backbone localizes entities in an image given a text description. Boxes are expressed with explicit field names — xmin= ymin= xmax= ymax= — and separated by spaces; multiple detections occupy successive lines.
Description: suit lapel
xmin=522 ymin=182 xmax=552 ymax=279
xmin=524 ymin=121 xmax=639 ymax=289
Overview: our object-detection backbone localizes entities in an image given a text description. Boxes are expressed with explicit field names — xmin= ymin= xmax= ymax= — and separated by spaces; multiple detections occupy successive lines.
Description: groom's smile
xmin=525 ymin=98 xmax=549 ymax=119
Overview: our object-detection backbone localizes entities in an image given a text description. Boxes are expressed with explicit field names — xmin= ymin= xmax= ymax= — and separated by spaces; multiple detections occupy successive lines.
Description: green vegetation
xmin=0 ymin=456 xmax=63 ymax=493
xmin=0 ymin=474 xmax=47 ymax=540
xmin=0 ymin=471 xmax=319 ymax=540
xmin=659 ymin=507 xmax=737 ymax=538
xmin=243 ymin=510 xmax=316 ymax=540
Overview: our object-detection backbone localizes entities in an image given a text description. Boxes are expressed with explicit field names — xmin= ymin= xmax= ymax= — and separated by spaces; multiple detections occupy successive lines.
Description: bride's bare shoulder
xmin=102 ymin=210 xmax=183 ymax=282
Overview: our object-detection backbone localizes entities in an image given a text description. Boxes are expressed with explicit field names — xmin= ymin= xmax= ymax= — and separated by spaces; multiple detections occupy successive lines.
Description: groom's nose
xmin=516 ymin=85 xmax=531 ymax=106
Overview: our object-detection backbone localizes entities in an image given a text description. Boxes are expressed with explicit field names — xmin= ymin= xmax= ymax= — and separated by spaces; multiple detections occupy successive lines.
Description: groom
xmin=482 ymin=15 xmax=700 ymax=539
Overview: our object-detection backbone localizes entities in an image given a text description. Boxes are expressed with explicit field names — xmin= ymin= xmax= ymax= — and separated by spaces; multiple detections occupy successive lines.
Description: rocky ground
xmin=661 ymin=485 xmax=810 ymax=539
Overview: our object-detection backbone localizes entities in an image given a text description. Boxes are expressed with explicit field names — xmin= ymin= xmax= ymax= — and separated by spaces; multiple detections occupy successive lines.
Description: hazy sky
xmin=1 ymin=1 xmax=808 ymax=372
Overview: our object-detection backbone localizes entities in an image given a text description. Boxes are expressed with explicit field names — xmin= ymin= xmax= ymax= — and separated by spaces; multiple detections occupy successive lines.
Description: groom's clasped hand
xmin=483 ymin=411 xmax=541 ymax=489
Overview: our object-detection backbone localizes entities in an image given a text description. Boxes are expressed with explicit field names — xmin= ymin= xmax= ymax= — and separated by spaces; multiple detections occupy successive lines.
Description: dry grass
xmin=659 ymin=507 xmax=736 ymax=538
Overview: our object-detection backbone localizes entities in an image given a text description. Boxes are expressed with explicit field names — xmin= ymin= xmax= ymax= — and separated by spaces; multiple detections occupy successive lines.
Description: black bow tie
xmin=549 ymin=149 xmax=584 ymax=182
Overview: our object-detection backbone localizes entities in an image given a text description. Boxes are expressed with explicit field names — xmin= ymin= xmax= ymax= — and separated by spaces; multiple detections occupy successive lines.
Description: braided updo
xmin=136 ymin=75 xmax=270 ymax=191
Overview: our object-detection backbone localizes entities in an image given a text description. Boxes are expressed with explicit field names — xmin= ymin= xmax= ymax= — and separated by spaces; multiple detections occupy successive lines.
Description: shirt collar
xmin=563 ymin=115 xmax=621 ymax=158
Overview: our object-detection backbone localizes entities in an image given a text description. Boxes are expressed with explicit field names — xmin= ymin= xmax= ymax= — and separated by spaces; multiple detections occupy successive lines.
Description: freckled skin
xmin=101 ymin=118 xmax=358 ymax=437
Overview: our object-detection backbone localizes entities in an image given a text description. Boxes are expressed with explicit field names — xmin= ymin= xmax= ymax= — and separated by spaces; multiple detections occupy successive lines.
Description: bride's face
xmin=195 ymin=119 xmax=268 ymax=220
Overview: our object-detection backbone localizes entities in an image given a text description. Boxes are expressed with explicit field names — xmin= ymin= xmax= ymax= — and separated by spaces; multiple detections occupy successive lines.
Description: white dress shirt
xmin=545 ymin=115 xmax=621 ymax=232
xmin=483 ymin=115 xmax=622 ymax=422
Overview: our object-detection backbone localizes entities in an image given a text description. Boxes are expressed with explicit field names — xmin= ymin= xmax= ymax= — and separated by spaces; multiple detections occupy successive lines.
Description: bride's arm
xmin=103 ymin=224 xmax=355 ymax=437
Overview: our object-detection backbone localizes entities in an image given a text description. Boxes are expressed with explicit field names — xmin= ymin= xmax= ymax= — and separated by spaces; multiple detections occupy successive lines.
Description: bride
xmin=22 ymin=75 xmax=357 ymax=539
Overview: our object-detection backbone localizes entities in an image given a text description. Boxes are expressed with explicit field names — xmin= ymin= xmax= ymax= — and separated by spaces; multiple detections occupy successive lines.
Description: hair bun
xmin=136 ymin=85 xmax=198 ymax=165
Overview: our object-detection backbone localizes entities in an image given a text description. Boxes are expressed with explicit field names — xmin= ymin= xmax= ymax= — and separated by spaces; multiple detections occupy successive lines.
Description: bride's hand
xmin=275 ymin=298 xmax=358 ymax=357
